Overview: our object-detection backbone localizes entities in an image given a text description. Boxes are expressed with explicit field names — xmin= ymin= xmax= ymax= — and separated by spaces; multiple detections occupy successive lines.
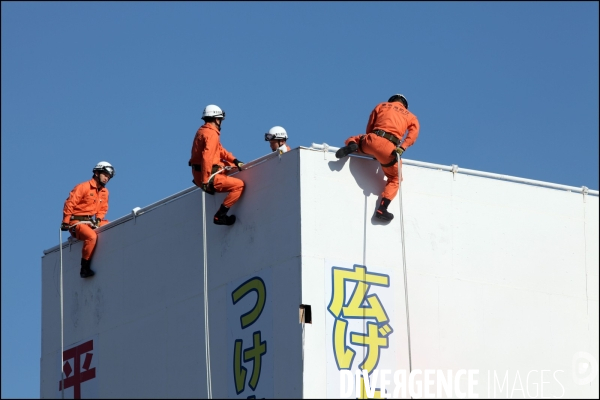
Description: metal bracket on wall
xmin=582 ymin=186 xmax=589 ymax=203
xmin=322 ymin=143 xmax=330 ymax=160
xmin=451 ymin=164 xmax=459 ymax=181
xmin=132 ymin=207 xmax=142 ymax=224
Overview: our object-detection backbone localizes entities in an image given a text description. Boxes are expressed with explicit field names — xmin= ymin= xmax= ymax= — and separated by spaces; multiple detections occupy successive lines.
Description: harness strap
xmin=68 ymin=220 xmax=94 ymax=234
xmin=358 ymin=135 xmax=366 ymax=153
xmin=380 ymin=152 xmax=399 ymax=168
xmin=71 ymin=215 xmax=93 ymax=221
xmin=189 ymin=164 xmax=223 ymax=175
xmin=372 ymin=129 xmax=401 ymax=146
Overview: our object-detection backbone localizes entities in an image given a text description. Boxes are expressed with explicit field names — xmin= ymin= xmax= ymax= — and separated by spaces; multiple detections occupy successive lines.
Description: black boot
xmin=375 ymin=198 xmax=394 ymax=221
xmin=214 ymin=204 xmax=236 ymax=226
xmin=80 ymin=258 xmax=95 ymax=278
xmin=335 ymin=142 xmax=358 ymax=159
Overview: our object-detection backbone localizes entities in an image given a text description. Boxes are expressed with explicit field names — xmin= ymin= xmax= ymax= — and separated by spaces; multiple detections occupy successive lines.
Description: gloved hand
xmin=201 ymin=183 xmax=216 ymax=195
xmin=60 ymin=223 xmax=71 ymax=231
xmin=93 ymin=218 xmax=102 ymax=229
xmin=395 ymin=147 xmax=405 ymax=157
xmin=233 ymin=159 xmax=244 ymax=171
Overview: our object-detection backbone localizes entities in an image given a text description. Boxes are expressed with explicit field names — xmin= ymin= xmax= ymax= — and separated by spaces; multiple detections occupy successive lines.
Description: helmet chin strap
xmin=94 ymin=173 xmax=106 ymax=187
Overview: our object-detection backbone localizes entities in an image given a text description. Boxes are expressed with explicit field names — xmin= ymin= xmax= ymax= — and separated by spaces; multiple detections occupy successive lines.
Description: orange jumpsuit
xmin=345 ymin=101 xmax=420 ymax=201
xmin=189 ymin=123 xmax=245 ymax=208
xmin=62 ymin=178 xmax=110 ymax=260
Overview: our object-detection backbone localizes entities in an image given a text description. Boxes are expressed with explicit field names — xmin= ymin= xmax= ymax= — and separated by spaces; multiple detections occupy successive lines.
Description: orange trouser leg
xmin=71 ymin=223 xmax=98 ymax=260
xmin=345 ymin=134 xmax=402 ymax=201
xmin=191 ymin=170 xmax=245 ymax=209
xmin=212 ymin=173 xmax=245 ymax=208
xmin=381 ymin=160 xmax=401 ymax=201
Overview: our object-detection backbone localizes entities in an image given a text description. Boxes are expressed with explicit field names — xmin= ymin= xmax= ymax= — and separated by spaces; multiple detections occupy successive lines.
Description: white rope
xmin=201 ymin=190 xmax=212 ymax=399
xmin=398 ymin=154 xmax=413 ymax=373
xmin=208 ymin=166 xmax=232 ymax=183
xmin=65 ymin=220 xmax=95 ymax=234
xmin=71 ymin=220 xmax=94 ymax=227
xmin=199 ymin=160 xmax=271 ymax=399
xmin=59 ymin=228 xmax=65 ymax=399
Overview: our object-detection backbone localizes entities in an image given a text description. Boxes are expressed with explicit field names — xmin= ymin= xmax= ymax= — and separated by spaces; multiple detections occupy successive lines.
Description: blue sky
xmin=1 ymin=2 xmax=598 ymax=397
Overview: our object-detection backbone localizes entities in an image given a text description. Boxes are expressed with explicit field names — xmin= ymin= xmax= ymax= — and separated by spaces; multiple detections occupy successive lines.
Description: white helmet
xmin=202 ymin=104 xmax=226 ymax=120
xmin=93 ymin=161 xmax=115 ymax=178
xmin=264 ymin=126 xmax=288 ymax=141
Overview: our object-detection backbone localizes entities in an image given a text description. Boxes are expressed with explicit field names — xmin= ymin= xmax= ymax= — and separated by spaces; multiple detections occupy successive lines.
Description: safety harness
xmin=189 ymin=163 xmax=224 ymax=190
xmin=67 ymin=216 xmax=96 ymax=233
xmin=70 ymin=215 xmax=93 ymax=221
xmin=189 ymin=163 xmax=222 ymax=175
xmin=189 ymin=162 xmax=233 ymax=195
xmin=359 ymin=130 xmax=402 ymax=168
xmin=373 ymin=129 xmax=401 ymax=145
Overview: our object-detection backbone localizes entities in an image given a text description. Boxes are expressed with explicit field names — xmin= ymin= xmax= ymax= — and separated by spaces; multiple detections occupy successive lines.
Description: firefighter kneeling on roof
xmin=189 ymin=104 xmax=245 ymax=226
xmin=61 ymin=161 xmax=115 ymax=278
xmin=336 ymin=94 xmax=420 ymax=221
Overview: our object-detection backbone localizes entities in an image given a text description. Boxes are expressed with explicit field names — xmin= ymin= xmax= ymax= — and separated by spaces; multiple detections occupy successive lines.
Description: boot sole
xmin=375 ymin=211 xmax=394 ymax=221
xmin=335 ymin=148 xmax=349 ymax=158
xmin=335 ymin=144 xmax=358 ymax=159
xmin=214 ymin=215 xmax=236 ymax=226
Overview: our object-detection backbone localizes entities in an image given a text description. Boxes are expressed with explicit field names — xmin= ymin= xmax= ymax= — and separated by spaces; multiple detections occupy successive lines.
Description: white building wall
xmin=299 ymin=148 xmax=598 ymax=398
xmin=41 ymin=151 xmax=303 ymax=399
xmin=41 ymin=147 xmax=599 ymax=398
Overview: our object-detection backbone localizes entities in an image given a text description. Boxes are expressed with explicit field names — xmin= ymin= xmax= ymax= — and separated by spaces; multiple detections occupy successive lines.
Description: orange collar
xmin=88 ymin=177 xmax=105 ymax=191
xmin=202 ymin=122 xmax=221 ymax=136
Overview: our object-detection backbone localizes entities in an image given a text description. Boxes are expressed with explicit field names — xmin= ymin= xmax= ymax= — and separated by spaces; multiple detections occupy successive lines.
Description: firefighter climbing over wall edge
xmin=335 ymin=94 xmax=420 ymax=221
xmin=189 ymin=104 xmax=245 ymax=226
xmin=61 ymin=162 xmax=115 ymax=278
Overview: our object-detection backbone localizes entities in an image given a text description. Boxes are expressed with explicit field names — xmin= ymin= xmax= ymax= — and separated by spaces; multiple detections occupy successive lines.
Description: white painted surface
xmin=42 ymin=147 xmax=598 ymax=398
xmin=41 ymin=150 xmax=303 ymax=398
xmin=299 ymin=148 xmax=598 ymax=398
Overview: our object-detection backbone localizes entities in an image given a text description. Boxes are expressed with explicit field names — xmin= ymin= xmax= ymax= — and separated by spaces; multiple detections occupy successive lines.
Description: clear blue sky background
xmin=1 ymin=2 xmax=598 ymax=398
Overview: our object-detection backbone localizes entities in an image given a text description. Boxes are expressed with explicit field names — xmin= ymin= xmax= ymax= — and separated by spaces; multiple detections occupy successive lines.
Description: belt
xmin=372 ymin=130 xmax=401 ymax=146
xmin=189 ymin=161 xmax=202 ymax=172
xmin=71 ymin=215 xmax=93 ymax=221
xmin=188 ymin=163 xmax=221 ymax=174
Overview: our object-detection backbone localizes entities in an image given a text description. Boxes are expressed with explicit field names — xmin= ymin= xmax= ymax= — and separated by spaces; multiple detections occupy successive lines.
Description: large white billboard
xmin=41 ymin=148 xmax=598 ymax=398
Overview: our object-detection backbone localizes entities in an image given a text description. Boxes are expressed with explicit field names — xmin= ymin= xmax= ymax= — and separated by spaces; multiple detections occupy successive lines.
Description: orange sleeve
xmin=401 ymin=114 xmax=420 ymax=149
xmin=97 ymin=189 xmax=109 ymax=220
xmin=62 ymin=183 xmax=84 ymax=223
xmin=219 ymin=145 xmax=236 ymax=164
xmin=201 ymin=131 xmax=218 ymax=184
xmin=365 ymin=106 xmax=378 ymax=134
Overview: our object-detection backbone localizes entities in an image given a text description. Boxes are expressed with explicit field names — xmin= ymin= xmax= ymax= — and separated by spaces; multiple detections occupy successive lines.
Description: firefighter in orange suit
xmin=60 ymin=162 xmax=115 ymax=278
xmin=265 ymin=126 xmax=291 ymax=154
xmin=336 ymin=94 xmax=420 ymax=221
xmin=189 ymin=104 xmax=245 ymax=226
